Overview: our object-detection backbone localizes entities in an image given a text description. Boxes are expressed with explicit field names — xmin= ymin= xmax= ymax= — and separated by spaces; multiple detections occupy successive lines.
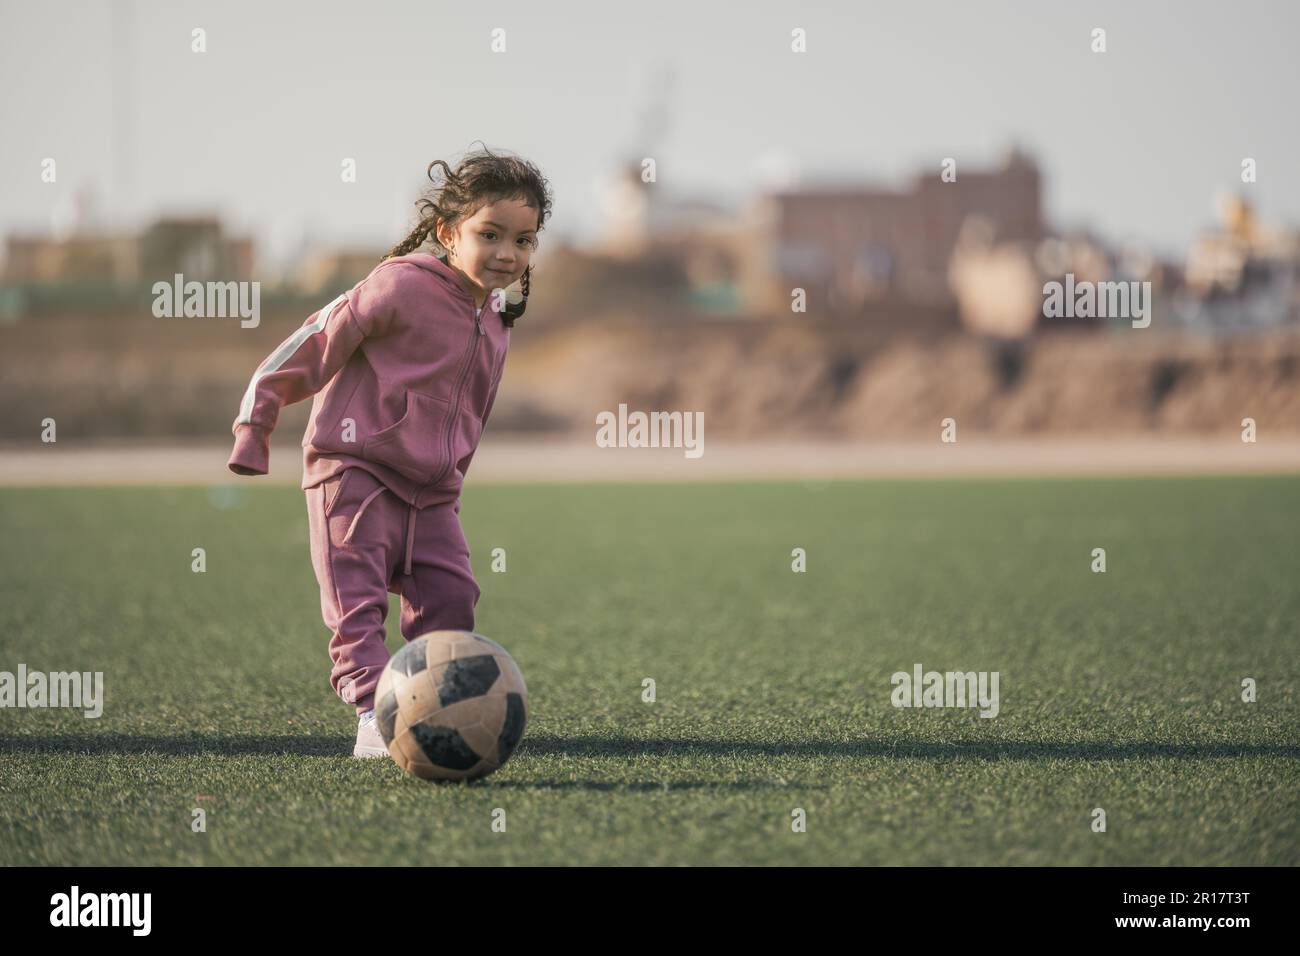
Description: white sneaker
xmin=353 ymin=709 xmax=388 ymax=758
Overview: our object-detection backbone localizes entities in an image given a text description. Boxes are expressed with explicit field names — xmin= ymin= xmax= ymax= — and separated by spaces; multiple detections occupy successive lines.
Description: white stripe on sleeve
xmin=236 ymin=293 xmax=347 ymax=426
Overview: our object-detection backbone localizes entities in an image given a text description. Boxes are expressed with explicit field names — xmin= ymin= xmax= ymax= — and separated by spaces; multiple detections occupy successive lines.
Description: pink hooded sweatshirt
xmin=227 ymin=252 xmax=510 ymax=528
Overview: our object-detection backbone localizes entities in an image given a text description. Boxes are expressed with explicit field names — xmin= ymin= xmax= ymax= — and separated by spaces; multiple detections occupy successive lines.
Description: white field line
xmin=1 ymin=437 xmax=1299 ymax=485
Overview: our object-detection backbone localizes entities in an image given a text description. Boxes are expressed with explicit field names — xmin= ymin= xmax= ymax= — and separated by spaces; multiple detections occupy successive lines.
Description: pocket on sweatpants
xmin=362 ymin=388 xmax=452 ymax=485
xmin=322 ymin=470 xmax=352 ymax=518
xmin=322 ymin=468 xmax=389 ymax=549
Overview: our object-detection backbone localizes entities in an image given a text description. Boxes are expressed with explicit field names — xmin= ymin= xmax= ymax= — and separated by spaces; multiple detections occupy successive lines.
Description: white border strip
xmin=236 ymin=294 xmax=347 ymax=426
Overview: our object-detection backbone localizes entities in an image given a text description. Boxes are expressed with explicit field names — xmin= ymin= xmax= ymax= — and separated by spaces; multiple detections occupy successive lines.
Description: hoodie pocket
xmin=362 ymin=388 xmax=452 ymax=485
xmin=442 ymin=406 xmax=487 ymax=484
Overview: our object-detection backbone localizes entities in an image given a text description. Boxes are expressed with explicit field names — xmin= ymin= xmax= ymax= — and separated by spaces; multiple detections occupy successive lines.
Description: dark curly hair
xmin=384 ymin=143 xmax=552 ymax=281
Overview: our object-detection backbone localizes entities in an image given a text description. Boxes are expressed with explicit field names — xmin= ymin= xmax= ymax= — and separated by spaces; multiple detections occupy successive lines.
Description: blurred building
xmin=948 ymin=221 xmax=1192 ymax=340
xmin=293 ymin=248 xmax=387 ymax=295
xmin=3 ymin=233 xmax=141 ymax=284
xmin=138 ymin=217 xmax=253 ymax=283
xmin=584 ymin=149 xmax=1045 ymax=323
xmin=594 ymin=160 xmax=746 ymax=314
xmin=1174 ymin=195 xmax=1300 ymax=333
xmin=746 ymin=147 xmax=1045 ymax=314
xmin=599 ymin=161 xmax=736 ymax=255
xmin=3 ymin=215 xmax=254 ymax=285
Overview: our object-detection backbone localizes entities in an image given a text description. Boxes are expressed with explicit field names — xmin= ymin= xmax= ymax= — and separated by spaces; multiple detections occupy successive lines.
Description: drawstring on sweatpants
xmin=338 ymin=481 xmax=419 ymax=576
xmin=342 ymin=485 xmax=389 ymax=546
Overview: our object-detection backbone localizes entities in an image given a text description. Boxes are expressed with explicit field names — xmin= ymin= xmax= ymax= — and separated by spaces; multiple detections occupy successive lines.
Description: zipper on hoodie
xmin=430 ymin=302 xmax=482 ymax=488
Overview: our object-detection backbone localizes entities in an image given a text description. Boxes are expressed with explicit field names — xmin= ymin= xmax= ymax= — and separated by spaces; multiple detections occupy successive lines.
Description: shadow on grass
xmin=2 ymin=733 xmax=1297 ymax=761
xmin=0 ymin=733 xmax=346 ymax=756
xmin=520 ymin=736 xmax=1300 ymax=760
xmin=476 ymin=779 xmax=826 ymax=791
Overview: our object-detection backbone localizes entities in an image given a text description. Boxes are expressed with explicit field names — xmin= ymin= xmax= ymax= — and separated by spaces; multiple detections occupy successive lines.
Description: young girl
xmin=227 ymin=148 xmax=552 ymax=757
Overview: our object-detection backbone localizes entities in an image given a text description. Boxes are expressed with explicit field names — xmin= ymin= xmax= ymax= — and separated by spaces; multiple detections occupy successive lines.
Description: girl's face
xmin=437 ymin=198 xmax=540 ymax=307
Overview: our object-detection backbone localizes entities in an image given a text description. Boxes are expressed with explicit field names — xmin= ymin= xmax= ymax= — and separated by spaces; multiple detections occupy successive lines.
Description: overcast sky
xmin=2 ymin=0 xmax=1297 ymax=265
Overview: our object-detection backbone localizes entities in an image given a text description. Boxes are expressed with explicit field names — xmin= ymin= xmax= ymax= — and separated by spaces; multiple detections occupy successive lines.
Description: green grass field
xmin=2 ymin=474 xmax=1297 ymax=865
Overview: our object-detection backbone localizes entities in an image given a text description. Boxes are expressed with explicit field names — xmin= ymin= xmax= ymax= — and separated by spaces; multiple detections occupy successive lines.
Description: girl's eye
xmin=483 ymin=231 xmax=534 ymax=248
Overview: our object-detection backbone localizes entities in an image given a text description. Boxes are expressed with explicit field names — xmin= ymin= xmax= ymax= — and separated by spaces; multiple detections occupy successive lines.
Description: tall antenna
xmin=634 ymin=60 xmax=676 ymax=156
xmin=110 ymin=0 xmax=135 ymax=228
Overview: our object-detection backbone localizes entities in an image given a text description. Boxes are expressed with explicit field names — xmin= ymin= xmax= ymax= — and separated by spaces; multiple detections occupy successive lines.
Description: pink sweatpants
xmin=306 ymin=467 xmax=481 ymax=715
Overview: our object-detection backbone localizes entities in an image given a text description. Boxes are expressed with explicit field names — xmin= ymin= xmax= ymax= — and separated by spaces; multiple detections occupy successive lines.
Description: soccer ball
xmin=374 ymin=630 xmax=528 ymax=781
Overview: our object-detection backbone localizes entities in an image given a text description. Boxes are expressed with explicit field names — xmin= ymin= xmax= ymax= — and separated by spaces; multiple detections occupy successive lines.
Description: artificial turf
xmin=1 ymin=474 xmax=1297 ymax=865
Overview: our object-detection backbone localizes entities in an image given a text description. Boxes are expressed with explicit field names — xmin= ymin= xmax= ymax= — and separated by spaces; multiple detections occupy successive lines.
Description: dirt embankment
xmin=1 ymin=312 xmax=1298 ymax=442
xmin=501 ymin=320 xmax=1300 ymax=439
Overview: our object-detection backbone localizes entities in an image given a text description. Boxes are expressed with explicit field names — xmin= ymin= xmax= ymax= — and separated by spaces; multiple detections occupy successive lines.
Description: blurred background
xmin=2 ymin=0 xmax=1298 ymax=478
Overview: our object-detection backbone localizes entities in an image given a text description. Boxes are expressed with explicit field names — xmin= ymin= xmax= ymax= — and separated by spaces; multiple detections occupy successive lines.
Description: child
xmin=226 ymin=148 xmax=552 ymax=757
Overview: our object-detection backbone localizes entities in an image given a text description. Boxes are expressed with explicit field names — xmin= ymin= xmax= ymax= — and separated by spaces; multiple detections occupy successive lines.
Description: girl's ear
xmin=434 ymin=218 xmax=452 ymax=254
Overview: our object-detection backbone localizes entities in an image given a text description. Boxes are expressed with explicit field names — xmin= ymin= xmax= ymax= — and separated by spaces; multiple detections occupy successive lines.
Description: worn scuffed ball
xmin=374 ymin=630 xmax=528 ymax=781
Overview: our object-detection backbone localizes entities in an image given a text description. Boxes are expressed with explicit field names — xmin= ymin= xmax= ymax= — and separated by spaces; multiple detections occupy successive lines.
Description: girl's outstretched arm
xmin=227 ymin=271 xmax=398 ymax=476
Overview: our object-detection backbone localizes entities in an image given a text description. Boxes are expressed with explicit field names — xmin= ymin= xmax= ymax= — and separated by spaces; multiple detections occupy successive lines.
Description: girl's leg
xmin=391 ymin=498 xmax=481 ymax=643
xmin=307 ymin=468 xmax=403 ymax=715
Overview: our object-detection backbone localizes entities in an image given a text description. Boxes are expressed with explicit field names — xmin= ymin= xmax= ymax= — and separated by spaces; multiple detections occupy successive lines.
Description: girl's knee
xmin=401 ymin=572 xmax=479 ymax=637
xmin=441 ymin=574 xmax=481 ymax=622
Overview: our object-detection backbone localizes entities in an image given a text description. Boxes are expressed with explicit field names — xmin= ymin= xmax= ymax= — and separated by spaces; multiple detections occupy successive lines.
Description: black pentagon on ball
xmin=436 ymin=654 xmax=501 ymax=706
xmin=375 ymin=688 xmax=398 ymax=743
xmin=389 ymin=639 xmax=428 ymax=678
xmin=497 ymin=693 xmax=526 ymax=764
xmin=410 ymin=723 xmax=481 ymax=771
